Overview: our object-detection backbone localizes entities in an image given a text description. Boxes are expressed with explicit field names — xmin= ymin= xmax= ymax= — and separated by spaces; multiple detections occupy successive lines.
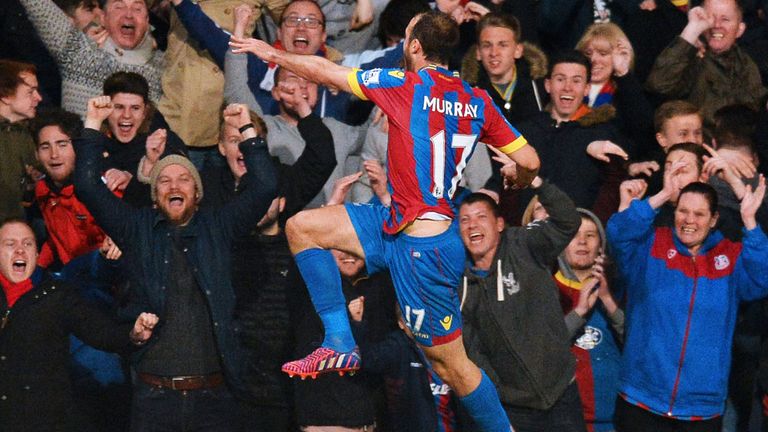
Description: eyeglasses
xmin=282 ymin=16 xmax=323 ymax=29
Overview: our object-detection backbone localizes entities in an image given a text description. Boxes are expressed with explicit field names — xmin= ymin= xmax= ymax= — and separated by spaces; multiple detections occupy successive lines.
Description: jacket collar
xmin=152 ymin=210 xmax=201 ymax=237
xmin=670 ymin=226 xmax=724 ymax=257
xmin=35 ymin=177 xmax=74 ymax=200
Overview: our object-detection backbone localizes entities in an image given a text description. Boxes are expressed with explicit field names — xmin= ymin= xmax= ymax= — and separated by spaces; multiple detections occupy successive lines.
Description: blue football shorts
xmin=345 ymin=202 xmax=465 ymax=346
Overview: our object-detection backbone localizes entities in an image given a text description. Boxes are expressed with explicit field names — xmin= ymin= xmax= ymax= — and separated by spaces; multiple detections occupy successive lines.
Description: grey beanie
xmin=149 ymin=154 xmax=203 ymax=203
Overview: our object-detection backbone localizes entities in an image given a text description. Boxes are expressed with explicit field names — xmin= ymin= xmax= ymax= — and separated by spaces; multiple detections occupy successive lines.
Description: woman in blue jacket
xmin=606 ymin=166 xmax=768 ymax=431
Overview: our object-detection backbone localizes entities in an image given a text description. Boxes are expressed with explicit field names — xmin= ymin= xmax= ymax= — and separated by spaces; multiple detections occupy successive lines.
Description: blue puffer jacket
xmin=607 ymin=198 xmax=768 ymax=419
xmin=74 ymin=128 xmax=277 ymax=393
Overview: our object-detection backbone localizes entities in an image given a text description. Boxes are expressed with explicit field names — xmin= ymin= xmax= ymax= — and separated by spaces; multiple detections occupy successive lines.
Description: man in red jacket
xmin=29 ymin=108 xmax=128 ymax=268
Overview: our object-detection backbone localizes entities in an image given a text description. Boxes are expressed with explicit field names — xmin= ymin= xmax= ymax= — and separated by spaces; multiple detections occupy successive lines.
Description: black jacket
xmin=74 ymin=128 xmax=277 ymax=394
xmin=512 ymin=107 xmax=628 ymax=223
xmin=462 ymin=43 xmax=549 ymax=194
xmin=200 ymin=113 xmax=335 ymax=408
xmin=0 ymin=272 xmax=133 ymax=432
xmin=290 ymin=272 xmax=397 ymax=427
xmin=102 ymin=124 xmax=187 ymax=208
xmin=460 ymin=181 xmax=581 ymax=411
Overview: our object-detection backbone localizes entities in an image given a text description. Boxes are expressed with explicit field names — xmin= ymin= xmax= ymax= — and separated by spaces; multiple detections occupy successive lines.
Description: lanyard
xmin=491 ymin=68 xmax=518 ymax=111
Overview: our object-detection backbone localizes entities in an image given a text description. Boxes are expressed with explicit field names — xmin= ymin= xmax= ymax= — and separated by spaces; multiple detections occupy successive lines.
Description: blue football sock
xmin=459 ymin=370 xmax=511 ymax=432
xmin=294 ymin=248 xmax=356 ymax=352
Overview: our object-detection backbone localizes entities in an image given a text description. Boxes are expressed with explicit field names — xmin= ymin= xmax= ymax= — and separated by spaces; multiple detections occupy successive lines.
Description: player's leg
xmin=286 ymin=205 xmax=363 ymax=352
xmin=285 ymin=205 xmax=365 ymax=256
xmin=421 ymin=339 xmax=510 ymax=432
xmin=282 ymin=203 xmax=386 ymax=379
xmin=391 ymin=227 xmax=511 ymax=432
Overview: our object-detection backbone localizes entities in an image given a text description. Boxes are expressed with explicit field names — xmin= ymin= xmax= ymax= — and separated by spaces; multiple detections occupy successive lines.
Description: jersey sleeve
xmin=480 ymin=92 xmax=528 ymax=154
xmin=347 ymin=68 xmax=411 ymax=116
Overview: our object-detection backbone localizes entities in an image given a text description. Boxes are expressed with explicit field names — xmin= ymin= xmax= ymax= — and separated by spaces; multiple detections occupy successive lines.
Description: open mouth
xmin=120 ymin=23 xmax=136 ymax=37
xmin=12 ymin=259 xmax=26 ymax=273
xmin=118 ymin=122 xmax=134 ymax=134
xmin=469 ymin=232 xmax=484 ymax=244
xmin=710 ymin=32 xmax=724 ymax=40
xmin=168 ymin=194 xmax=185 ymax=207
xmin=236 ymin=156 xmax=246 ymax=169
xmin=560 ymin=95 xmax=575 ymax=101
xmin=292 ymin=37 xmax=309 ymax=49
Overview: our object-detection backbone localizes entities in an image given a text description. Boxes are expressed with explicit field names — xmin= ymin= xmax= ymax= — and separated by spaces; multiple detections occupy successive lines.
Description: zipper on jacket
xmin=667 ymin=256 xmax=698 ymax=416
xmin=1 ymin=309 xmax=9 ymax=330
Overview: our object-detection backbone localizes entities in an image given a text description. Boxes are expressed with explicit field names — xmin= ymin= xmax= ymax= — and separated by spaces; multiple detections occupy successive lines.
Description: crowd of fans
xmin=1 ymin=0 xmax=768 ymax=431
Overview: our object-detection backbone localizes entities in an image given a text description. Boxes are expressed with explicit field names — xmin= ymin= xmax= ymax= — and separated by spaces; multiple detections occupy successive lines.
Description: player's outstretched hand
xmin=229 ymin=36 xmax=280 ymax=62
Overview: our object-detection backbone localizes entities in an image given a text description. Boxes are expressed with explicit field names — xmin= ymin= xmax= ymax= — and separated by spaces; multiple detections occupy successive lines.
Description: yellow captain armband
xmin=347 ymin=69 xmax=368 ymax=101
xmin=497 ymin=136 xmax=528 ymax=154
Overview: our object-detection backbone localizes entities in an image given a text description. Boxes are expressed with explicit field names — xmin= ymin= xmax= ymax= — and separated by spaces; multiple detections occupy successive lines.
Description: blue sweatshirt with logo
xmin=607 ymin=198 xmax=768 ymax=419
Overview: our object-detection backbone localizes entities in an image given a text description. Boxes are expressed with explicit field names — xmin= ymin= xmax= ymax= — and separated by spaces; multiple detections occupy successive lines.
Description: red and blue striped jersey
xmin=347 ymin=66 xmax=527 ymax=234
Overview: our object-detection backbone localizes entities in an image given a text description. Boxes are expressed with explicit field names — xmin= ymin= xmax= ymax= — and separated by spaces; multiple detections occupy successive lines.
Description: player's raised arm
xmin=229 ymin=36 xmax=354 ymax=94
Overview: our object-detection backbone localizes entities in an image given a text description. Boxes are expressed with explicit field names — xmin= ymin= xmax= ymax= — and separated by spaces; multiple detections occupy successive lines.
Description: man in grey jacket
xmin=458 ymin=177 xmax=586 ymax=432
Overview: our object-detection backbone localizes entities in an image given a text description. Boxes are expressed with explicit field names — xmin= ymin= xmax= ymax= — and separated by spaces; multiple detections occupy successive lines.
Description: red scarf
xmin=0 ymin=270 xmax=33 ymax=308
xmin=269 ymin=39 xmax=327 ymax=68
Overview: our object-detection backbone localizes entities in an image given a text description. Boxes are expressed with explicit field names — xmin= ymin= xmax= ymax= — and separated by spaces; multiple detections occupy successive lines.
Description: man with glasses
xmin=158 ymin=0 xmax=287 ymax=168
xmin=171 ymin=0 xmax=402 ymax=121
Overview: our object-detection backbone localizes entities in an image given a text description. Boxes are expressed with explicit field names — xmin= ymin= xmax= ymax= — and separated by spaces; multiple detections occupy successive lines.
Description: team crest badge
xmin=667 ymin=249 xmax=677 ymax=259
xmin=714 ymin=254 xmax=730 ymax=270
xmin=575 ymin=326 xmax=602 ymax=350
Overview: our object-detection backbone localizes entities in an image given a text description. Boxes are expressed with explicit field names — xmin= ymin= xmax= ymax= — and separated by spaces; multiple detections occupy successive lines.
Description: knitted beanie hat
xmin=149 ymin=155 xmax=203 ymax=203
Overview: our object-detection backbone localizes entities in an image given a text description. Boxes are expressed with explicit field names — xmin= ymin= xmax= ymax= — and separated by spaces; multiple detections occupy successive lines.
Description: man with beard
xmin=75 ymin=97 xmax=277 ymax=431
xmin=230 ymin=10 xmax=539 ymax=431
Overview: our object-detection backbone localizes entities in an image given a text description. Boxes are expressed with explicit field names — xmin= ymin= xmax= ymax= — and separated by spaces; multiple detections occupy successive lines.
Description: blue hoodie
xmin=607 ymin=198 xmax=768 ymax=419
